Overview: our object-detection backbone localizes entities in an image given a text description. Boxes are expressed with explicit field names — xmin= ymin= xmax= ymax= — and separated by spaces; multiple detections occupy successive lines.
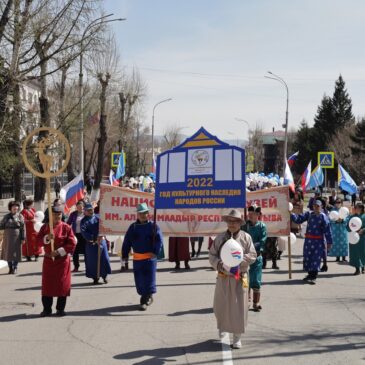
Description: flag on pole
xmin=116 ymin=151 xmax=126 ymax=179
xmin=308 ymin=165 xmax=324 ymax=190
xmin=109 ymin=170 xmax=119 ymax=187
xmin=60 ymin=173 xmax=84 ymax=214
xmin=284 ymin=160 xmax=295 ymax=192
xmin=338 ymin=164 xmax=357 ymax=194
xmin=287 ymin=151 xmax=299 ymax=167
xmin=152 ymin=155 xmax=156 ymax=174
xmin=301 ymin=161 xmax=312 ymax=192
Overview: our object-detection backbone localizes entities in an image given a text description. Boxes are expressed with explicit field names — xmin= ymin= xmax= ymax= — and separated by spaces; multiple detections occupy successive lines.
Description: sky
xmin=104 ymin=0 xmax=365 ymax=141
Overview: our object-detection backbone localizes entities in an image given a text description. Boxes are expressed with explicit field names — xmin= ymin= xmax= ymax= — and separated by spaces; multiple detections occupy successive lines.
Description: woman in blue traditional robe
xmin=328 ymin=199 xmax=349 ymax=262
xmin=291 ymin=200 xmax=333 ymax=284
xmin=121 ymin=203 xmax=163 ymax=311
xmin=347 ymin=203 xmax=365 ymax=275
xmin=80 ymin=203 xmax=111 ymax=285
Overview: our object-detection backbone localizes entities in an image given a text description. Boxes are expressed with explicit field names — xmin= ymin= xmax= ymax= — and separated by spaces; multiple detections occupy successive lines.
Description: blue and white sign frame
xmin=155 ymin=127 xmax=246 ymax=209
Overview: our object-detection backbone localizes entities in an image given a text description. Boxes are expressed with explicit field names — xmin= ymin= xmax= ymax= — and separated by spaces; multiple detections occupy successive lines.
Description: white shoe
xmin=232 ymin=334 xmax=242 ymax=349
xmin=218 ymin=330 xmax=227 ymax=339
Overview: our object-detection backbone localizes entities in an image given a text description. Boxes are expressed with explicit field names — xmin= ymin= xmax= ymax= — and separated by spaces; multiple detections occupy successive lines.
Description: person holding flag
xmin=287 ymin=151 xmax=299 ymax=167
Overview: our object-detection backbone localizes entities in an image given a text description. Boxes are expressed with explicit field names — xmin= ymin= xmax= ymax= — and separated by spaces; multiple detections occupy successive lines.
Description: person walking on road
xmin=20 ymin=199 xmax=42 ymax=262
xmin=209 ymin=209 xmax=256 ymax=349
xmin=80 ymin=203 xmax=111 ymax=285
xmin=291 ymin=200 xmax=333 ymax=284
xmin=37 ymin=206 xmax=76 ymax=316
xmin=0 ymin=201 xmax=25 ymax=274
xmin=348 ymin=203 xmax=365 ymax=275
xmin=328 ymin=199 xmax=349 ymax=262
xmin=241 ymin=206 xmax=267 ymax=312
xmin=168 ymin=236 xmax=191 ymax=270
xmin=67 ymin=200 xmax=86 ymax=272
xmin=121 ymin=203 xmax=164 ymax=311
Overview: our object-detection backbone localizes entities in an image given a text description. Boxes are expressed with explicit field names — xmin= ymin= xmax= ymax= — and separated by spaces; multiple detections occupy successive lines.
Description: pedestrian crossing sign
xmin=318 ymin=151 xmax=334 ymax=169
xmin=111 ymin=152 xmax=121 ymax=168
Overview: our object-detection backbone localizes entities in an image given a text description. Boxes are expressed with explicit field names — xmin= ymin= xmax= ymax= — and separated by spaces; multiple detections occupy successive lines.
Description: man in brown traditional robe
xmin=209 ymin=209 xmax=256 ymax=349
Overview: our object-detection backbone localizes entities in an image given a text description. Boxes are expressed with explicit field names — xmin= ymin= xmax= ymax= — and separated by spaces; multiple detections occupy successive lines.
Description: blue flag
xmin=308 ymin=165 xmax=324 ymax=189
xmin=338 ymin=164 xmax=357 ymax=194
xmin=116 ymin=151 xmax=126 ymax=179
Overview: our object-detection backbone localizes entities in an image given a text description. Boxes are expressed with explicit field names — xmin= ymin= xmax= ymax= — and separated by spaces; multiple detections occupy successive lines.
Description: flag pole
xmin=288 ymin=234 xmax=292 ymax=279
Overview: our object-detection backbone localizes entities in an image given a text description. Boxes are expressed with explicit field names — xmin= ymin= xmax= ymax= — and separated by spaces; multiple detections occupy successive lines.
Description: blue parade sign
xmin=155 ymin=127 xmax=246 ymax=209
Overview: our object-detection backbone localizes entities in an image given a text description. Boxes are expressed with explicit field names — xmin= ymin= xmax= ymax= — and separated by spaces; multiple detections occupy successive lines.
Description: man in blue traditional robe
xmin=121 ymin=203 xmax=163 ymax=311
xmin=291 ymin=200 xmax=333 ymax=284
xmin=80 ymin=203 xmax=111 ymax=285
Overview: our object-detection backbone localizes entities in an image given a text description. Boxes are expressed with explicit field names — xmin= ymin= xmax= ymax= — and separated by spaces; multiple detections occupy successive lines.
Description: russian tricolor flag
xmin=109 ymin=170 xmax=119 ymax=186
xmin=60 ymin=173 xmax=84 ymax=214
xmin=287 ymin=151 xmax=299 ymax=167
xmin=301 ymin=161 xmax=312 ymax=193
xmin=284 ymin=160 xmax=295 ymax=192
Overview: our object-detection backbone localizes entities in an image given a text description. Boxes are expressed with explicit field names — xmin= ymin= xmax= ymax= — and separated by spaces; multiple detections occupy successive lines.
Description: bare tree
xmin=161 ymin=124 xmax=184 ymax=150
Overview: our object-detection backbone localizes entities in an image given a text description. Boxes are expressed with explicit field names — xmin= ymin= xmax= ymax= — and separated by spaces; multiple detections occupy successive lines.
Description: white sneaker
xmin=218 ymin=330 xmax=227 ymax=339
xmin=232 ymin=334 xmax=242 ymax=349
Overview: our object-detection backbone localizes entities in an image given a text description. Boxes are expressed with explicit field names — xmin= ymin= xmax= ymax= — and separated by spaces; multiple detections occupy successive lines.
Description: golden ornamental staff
xmin=22 ymin=127 xmax=71 ymax=254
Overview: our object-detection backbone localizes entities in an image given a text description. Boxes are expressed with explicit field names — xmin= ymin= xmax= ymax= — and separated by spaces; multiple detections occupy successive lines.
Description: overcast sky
xmin=104 ymin=0 xmax=365 ymax=140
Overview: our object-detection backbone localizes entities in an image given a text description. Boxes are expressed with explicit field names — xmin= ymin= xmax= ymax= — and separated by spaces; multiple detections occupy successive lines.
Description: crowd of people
xmin=0 ymin=185 xmax=364 ymax=349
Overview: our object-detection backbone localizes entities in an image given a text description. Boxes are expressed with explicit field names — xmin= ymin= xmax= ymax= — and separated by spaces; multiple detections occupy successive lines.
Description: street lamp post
xmin=151 ymin=98 xmax=172 ymax=168
xmin=235 ymin=118 xmax=250 ymax=142
xmin=79 ymin=14 xmax=126 ymax=178
xmin=265 ymin=71 xmax=289 ymax=174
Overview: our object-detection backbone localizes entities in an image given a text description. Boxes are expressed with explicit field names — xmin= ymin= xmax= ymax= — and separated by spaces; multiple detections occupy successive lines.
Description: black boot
xmin=174 ymin=261 xmax=180 ymax=270
xmin=277 ymin=251 xmax=282 ymax=260
xmin=354 ymin=268 xmax=360 ymax=276
xmin=336 ymin=257 xmax=340 ymax=262
xmin=184 ymin=260 xmax=190 ymax=270
xmin=8 ymin=267 xmax=13 ymax=275
xmin=342 ymin=257 xmax=347 ymax=262
xmin=26 ymin=256 xmax=31 ymax=262
xmin=320 ymin=264 xmax=328 ymax=272
xmin=262 ymin=256 xmax=267 ymax=269
xmin=272 ymin=259 xmax=279 ymax=270
xmin=362 ymin=267 xmax=365 ymax=274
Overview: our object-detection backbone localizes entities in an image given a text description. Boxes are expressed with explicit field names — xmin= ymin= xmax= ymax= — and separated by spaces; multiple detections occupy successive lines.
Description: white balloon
xmin=349 ymin=217 xmax=362 ymax=232
xmin=34 ymin=211 xmax=45 ymax=223
xmin=338 ymin=207 xmax=350 ymax=219
xmin=289 ymin=232 xmax=297 ymax=245
xmin=288 ymin=202 xmax=293 ymax=212
xmin=220 ymin=238 xmax=244 ymax=267
xmin=34 ymin=221 xmax=43 ymax=232
xmin=329 ymin=210 xmax=340 ymax=221
xmin=348 ymin=231 xmax=360 ymax=244
xmin=277 ymin=237 xmax=287 ymax=251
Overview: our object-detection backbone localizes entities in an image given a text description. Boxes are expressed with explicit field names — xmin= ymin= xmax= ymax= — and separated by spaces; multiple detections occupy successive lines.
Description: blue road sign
xmin=111 ymin=152 xmax=121 ymax=168
xmin=318 ymin=151 xmax=334 ymax=169
xmin=155 ymin=127 xmax=246 ymax=209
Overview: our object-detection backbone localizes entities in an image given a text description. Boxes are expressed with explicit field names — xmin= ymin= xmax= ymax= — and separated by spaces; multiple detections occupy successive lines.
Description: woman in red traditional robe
xmin=21 ymin=199 xmax=43 ymax=261
xmin=37 ymin=205 xmax=76 ymax=317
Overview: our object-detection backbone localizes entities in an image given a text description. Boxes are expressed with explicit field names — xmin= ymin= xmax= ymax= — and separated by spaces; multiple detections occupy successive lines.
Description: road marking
xmin=221 ymin=333 xmax=234 ymax=365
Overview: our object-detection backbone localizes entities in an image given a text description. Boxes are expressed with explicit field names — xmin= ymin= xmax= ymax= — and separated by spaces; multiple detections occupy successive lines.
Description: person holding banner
xmin=291 ymin=200 xmax=333 ymax=284
xmin=121 ymin=203 xmax=164 ymax=311
xmin=209 ymin=209 xmax=256 ymax=349
xmin=80 ymin=203 xmax=111 ymax=285
xmin=242 ymin=206 xmax=267 ymax=312
xmin=37 ymin=206 xmax=76 ymax=316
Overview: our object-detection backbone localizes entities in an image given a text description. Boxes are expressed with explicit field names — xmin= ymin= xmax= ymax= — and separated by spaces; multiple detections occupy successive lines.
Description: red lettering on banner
xmin=269 ymin=196 xmax=278 ymax=208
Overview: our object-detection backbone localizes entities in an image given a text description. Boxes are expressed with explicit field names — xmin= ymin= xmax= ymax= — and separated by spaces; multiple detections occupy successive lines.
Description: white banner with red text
xmin=99 ymin=184 xmax=290 ymax=237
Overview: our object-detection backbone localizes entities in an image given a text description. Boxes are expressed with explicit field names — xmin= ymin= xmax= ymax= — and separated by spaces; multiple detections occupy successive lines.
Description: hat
xmin=84 ymin=203 xmax=93 ymax=210
xmin=314 ymin=200 xmax=322 ymax=207
xmin=137 ymin=203 xmax=150 ymax=213
xmin=248 ymin=205 xmax=261 ymax=213
xmin=52 ymin=205 xmax=63 ymax=213
xmin=222 ymin=209 xmax=243 ymax=222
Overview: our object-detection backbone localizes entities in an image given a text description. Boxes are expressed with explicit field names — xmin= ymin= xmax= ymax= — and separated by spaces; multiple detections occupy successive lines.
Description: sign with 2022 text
xmin=155 ymin=127 xmax=246 ymax=209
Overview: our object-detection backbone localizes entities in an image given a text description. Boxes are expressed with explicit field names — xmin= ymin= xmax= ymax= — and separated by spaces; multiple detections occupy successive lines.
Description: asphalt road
xmin=1 ymin=236 xmax=365 ymax=365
